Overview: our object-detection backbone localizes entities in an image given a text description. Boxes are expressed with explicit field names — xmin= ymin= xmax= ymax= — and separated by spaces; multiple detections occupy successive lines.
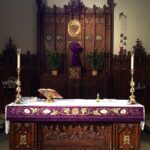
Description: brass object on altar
xmin=96 ymin=93 xmax=100 ymax=102
xmin=129 ymin=69 xmax=137 ymax=104
xmin=46 ymin=90 xmax=54 ymax=103
xmin=15 ymin=68 xmax=22 ymax=104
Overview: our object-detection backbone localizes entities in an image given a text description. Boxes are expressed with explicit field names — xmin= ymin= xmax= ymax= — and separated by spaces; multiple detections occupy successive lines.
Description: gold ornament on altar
xmin=96 ymin=93 xmax=100 ymax=102
xmin=46 ymin=89 xmax=54 ymax=103
xmin=38 ymin=88 xmax=63 ymax=103
xmin=68 ymin=19 xmax=81 ymax=37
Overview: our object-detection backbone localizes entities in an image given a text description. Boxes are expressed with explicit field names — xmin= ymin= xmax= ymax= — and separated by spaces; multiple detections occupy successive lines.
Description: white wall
xmin=0 ymin=0 xmax=37 ymax=54
xmin=0 ymin=0 xmax=150 ymax=54
xmin=114 ymin=0 xmax=150 ymax=54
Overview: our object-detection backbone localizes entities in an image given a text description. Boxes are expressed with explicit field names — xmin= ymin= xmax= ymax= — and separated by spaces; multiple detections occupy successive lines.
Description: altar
xmin=6 ymin=98 xmax=144 ymax=150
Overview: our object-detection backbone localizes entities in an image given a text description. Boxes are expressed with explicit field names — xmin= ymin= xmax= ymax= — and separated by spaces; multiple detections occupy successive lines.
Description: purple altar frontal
xmin=6 ymin=98 xmax=144 ymax=123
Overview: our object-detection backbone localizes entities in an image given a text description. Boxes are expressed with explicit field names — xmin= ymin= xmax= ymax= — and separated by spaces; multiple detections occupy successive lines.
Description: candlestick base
xmin=15 ymin=96 xmax=22 ymax=104
xmin=129 ymin=95 xmax=137 ymax=104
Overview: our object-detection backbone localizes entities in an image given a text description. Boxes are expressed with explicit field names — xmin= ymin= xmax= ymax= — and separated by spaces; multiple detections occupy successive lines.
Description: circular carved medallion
xmin=96 ymin=34 xmax=103 ymax=42
xmin=69 ymin=67 xmax=80 ymax=79
xmin=46 ymin=35 xmax=53 ymax=42
xmin=68 ymin=19 xmax=81 ymax=37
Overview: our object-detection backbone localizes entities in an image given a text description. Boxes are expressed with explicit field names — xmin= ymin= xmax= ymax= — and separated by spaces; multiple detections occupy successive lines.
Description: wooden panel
xmin=82 ymin=73 xmax=108 ymax=99
xmin=40 ymin=72 xmax=108 ymax=99
xmin=67 ymin=67 xmax=81 ymax=98
xmin=114 ymin=123 xmax=141 ymax=150
xmin=36 ymin=0 xmax=115 ymax=100
xmin=10 ymin=122 xmax=37 ymax=150
xmin=40 ymin=73 xmax=67 ymax=98
xmin=56 ymin=13 xmax=66 ymax=52
xmin=44 ymin=13 xmax=55 ymax=52
xmin=38 ymin=0 xmax=114 ymax=73
xmin=9 ymin=122 xmax=141 ymax=150
xmin=38 ymin=122 xmax=112 ymax=150
xmin=95 ymin=8 xmax=105 ymax=50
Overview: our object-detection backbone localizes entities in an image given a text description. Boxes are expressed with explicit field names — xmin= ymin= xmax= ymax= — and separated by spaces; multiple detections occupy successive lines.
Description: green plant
xmin=87 ymin=48 xmax=103 ymax=70
xmin=47 ymin=51 xmax=61 ymax=70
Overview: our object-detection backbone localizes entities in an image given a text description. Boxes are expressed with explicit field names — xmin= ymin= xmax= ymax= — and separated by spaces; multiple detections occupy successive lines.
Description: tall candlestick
xmin=129 ymin=51 xmax=136 ymax=104
xmin=17 ymin=48 xmax=21 ymax=69
xmin=129 ymin=69 xmax=137 ymax=104
xmin=15 ymin=48 xmax=22 ymax=104
xmin=131 ymin=52 xmax=134 ymax=70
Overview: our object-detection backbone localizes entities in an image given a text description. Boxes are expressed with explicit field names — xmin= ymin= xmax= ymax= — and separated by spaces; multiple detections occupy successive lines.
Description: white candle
xmin=131 ymin=52 xmax=134 ymax=70
xmin=17 ymin=48 xmax=21 ymax=69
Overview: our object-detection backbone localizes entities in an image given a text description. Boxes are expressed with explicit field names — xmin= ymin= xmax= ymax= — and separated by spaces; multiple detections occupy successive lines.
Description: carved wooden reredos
xmin=37 ymin=0 xmax=115 ymax=73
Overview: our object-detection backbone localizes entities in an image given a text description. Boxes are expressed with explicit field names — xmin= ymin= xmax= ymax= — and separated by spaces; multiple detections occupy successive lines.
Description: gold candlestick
xmin=129 ymin=69 xmax=137 ymax=104
xmin=15 ymin=48 xmax=22 ymax=104
xmin=15 ymin=68 xmax=22 ymax=104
